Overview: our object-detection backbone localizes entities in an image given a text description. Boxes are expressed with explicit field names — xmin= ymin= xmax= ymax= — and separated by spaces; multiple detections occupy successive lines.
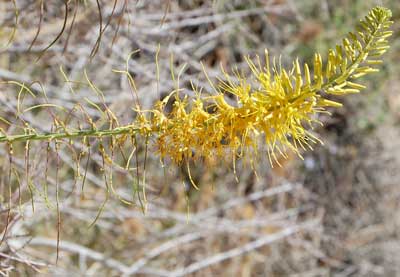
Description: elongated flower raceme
xmin=0 ymin=7 xmax=393 ymax=169
xmin=145 ymin=6 xmax=393 ymax=166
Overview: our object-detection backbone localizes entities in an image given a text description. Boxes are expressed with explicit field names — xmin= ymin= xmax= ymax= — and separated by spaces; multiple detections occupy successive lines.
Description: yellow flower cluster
xmin=139 ymin=6 xmax=392 ymax=166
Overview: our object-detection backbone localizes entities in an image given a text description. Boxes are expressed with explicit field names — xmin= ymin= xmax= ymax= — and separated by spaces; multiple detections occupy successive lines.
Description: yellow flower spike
xmin=141 ymin=6 xmax=393 ymax=168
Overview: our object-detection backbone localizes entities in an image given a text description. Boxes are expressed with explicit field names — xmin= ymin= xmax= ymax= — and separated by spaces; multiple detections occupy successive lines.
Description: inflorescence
xmin=141 ymin=6 xmax=393 ymax=166
xmin=0 ymin=6 xmax=393 ymax=169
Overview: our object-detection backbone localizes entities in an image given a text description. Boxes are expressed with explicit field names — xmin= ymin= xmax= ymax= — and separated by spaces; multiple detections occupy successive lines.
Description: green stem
xmin=0 ymin=125 xmax=141 ymax=144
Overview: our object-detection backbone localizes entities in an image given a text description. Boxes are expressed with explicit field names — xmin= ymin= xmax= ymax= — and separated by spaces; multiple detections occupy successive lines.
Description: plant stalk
xmin=0 ymin=125 xmax=141 ymax=143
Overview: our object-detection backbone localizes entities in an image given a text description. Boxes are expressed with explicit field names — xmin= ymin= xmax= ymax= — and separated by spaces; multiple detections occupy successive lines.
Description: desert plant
xmin=0 ymin=4 xmax=394 ymax=264
xmin=0 ymin=6 xmax=392 ymax=168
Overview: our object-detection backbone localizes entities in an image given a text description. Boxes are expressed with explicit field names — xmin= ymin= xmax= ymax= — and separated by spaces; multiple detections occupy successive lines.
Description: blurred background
xmin=0 ymin=0 xmax=399 ymax=276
